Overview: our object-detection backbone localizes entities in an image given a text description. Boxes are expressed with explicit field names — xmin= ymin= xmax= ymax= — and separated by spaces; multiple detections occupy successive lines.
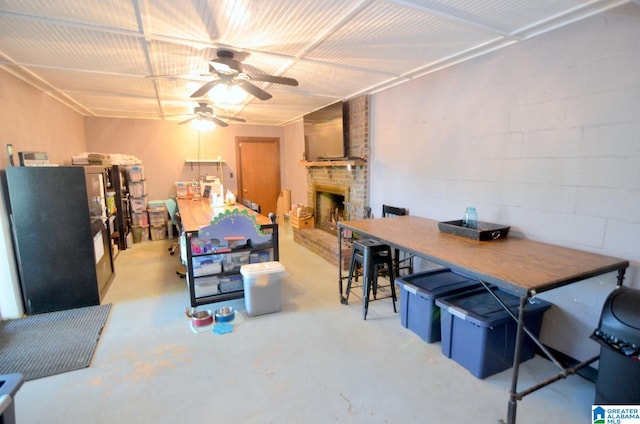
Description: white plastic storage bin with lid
xmin=127 ymin=165 xmax=144 ymax=182
xmin=150 ymin=224 xmax=167 ymax=240
xmin=175 ymin=182 xmax=189 ymax=198
xmin=147 ymin=208 xmax=166 ymax=226
xmin=240 ymin=261 xmax=286 ymax=316
xmin=131 ymin=211 xmax=149 ymax=226
xmin=128 ymin=180 xmax=147 ymax=197
xmin=130 ymin=195 xmax=147 ymax=213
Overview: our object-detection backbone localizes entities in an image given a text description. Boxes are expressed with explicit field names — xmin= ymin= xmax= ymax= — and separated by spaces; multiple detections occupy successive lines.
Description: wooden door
xmin=236 ymin=137 xmax=281 ymax=216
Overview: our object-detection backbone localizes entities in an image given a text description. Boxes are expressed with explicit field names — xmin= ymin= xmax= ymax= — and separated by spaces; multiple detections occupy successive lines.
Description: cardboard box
xmin=291 ymin=216 xmax=314 ymax=229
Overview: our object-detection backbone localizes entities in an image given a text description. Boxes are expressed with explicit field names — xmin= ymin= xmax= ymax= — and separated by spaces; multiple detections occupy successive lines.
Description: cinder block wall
xmin=369 ymin=4 xmax=640 ymax=360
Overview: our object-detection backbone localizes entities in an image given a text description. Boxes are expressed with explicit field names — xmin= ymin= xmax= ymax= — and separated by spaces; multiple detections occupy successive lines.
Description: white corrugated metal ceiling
xmin=0 ymin=0 xmax=634 ymax=126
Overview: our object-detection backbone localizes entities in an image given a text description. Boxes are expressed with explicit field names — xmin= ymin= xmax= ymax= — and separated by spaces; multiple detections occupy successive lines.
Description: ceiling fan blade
xmin=178 ymin=116 xmax=197 ymax=125
xmin=250 ymin=74 xmax=299 ymax=86
xmin=211 ymin=57 xmax=242 ymax=73
xmin=146 ymin=73 xmax=198 ymax=79
xmin=217 ymin=114 xmax=246 ymax=122
xmin=236 ymin=80 xmax=272 ymax=100
xmin=190 ymin=80 xmax=220 ymax=98
xmin=209 ymin=116 xmax=229 ymax=127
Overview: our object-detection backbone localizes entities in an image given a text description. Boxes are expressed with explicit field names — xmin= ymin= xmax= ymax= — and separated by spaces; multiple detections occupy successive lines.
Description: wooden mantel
xmin=300 ymin=159 xmax=366 ymax=167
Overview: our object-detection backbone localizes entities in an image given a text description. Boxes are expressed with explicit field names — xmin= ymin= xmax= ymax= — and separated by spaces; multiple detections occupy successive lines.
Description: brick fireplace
xmin=293 ymin=95 xmax=370 ymax=268
xmin=313 ymin=184 xmax=349 ymax=234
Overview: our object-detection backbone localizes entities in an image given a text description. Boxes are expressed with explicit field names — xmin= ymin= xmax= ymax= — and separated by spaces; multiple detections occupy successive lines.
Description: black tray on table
xmin=438 ymin=220 xmax=510 ymax=241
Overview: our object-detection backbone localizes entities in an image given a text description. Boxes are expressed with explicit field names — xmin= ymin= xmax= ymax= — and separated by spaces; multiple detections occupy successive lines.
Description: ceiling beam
xmin=132 ymin=0 xmax=164 ymax=117
xmin=384 ymin=0 xmax=513 ymax=36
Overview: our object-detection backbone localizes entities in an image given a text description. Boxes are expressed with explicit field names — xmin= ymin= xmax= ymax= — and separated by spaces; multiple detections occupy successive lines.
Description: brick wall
xmin=295 ymin=95 xmax=370 ymax=266
xmin=305 ymin=94 xmax=370 ymax=220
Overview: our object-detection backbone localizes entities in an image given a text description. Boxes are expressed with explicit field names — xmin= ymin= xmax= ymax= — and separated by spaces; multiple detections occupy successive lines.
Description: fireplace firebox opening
xmin=313 ymin=184 xmax=349 ymax=235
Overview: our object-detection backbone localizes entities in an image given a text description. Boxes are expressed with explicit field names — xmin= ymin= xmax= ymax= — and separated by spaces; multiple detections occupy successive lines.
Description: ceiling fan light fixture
xmin=193 ymin=117 xmax=216 ymax=130
xmin=208 ymin=83 xmax=247 ymax=104
xmin=228 ymin=84 xmax=247 ymax=103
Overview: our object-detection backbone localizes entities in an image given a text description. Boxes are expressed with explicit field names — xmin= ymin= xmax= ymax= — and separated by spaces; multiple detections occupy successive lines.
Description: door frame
xmin=235 ymin=136 xmax=281 ymax=213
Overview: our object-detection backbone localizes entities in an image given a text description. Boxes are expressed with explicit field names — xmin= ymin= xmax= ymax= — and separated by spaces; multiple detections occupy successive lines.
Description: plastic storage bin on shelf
xmin=219 ymin=275 xmax=243 ymax=293
xmin=131 ymin=211 xmax=149 ymax=226
xmin=150 ymin=224 xmax=167 ymax=241
xmin=192 ymin=255 xmax=223 ymax=277
xmin=435 ymin=287 xmax=551 ymax=379
xmin=127 ymin=165 xmax=144 ymax=182
xmin=175 ymin=181 xmax=199 ymax=199
xmin=241 ymin=261 xmax=286 ymax=316
xmin=194 ymin=275 xmax=219 ymax=298
xmin=396 ymin=268 xmax=480 ymax=343
xmin=148 ymin=200 xmax=164 ymax=209
xmin=128 ymin=181 xmax=146 ymax=197
xmin=223 ymin=251 xmax=250 ymax=273
xmin=175 ymin=182 xmax=189 ymax=199
xmin=130 ymin=195 xmax=147 ymax=213
xmin=249 ymin=251 xmax=271 ymax=263
xmin=148 ymin=208 xmax=166 ymax=226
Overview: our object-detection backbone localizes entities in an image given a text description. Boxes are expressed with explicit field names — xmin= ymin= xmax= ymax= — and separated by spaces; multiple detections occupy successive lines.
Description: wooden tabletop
xmin=339 ymin=216 xmax=629 ymax=296
xmin=177 ymin=199 xmax=272 ymax=232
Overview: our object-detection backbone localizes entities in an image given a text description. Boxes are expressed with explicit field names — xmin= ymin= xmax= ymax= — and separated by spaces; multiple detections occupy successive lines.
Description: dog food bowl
xmin=214 ymin=306 xmax=235 ymax=322
xmin=190 ymin=309 xmax=213 ymax=327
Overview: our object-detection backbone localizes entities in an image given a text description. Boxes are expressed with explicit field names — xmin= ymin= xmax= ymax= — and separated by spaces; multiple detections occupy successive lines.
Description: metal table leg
xmin=362 ymin=243 xmax=372 ymax=319
xmin=338 ymin=228 xmax=344 ymax=299
xmin=506 ymin=296 xmax=528 ymax=424
xmin=338 ymin=227 xmax=347 ymax=305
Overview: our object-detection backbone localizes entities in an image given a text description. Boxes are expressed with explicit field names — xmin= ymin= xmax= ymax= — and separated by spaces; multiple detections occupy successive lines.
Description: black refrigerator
xmin=3 ymin=166 xmax=114 ymax=314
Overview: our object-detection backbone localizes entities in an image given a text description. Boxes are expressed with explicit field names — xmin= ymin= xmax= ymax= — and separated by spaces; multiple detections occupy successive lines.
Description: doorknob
xmin=243 ymin=189 xmax=248 ymax=193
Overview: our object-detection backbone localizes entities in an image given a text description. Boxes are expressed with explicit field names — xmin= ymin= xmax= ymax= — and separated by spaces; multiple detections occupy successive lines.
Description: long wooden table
xmin=337 ymin=215 xmax=629 ymax=424
xmin=177 ymin=199 xmax=273 ymax=232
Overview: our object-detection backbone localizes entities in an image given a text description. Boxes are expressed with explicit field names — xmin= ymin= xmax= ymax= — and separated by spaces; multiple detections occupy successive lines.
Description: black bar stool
xmin=382 ymin=205 xmax=414 ymax=277
xmin=343 ymin=238 xmax=397 ymax=319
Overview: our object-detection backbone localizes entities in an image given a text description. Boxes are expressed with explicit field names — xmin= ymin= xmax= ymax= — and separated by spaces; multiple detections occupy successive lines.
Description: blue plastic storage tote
xmin=396 ymin=268 xmax=480 ymax=343
xmin=435 ymin=287 xmax=551 ymax=379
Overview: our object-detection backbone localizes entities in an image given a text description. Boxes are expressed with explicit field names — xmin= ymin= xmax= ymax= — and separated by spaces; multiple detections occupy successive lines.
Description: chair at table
xmin=165 ymin=199 xmax=180 ymax=255
xmin=382 ymin=204 xmax=414 ymax=277
xmin=164 ymin=198 xmax=186 ymax=278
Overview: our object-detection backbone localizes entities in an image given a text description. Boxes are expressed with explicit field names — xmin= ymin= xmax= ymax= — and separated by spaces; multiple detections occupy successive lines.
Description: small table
xmin=176 ymin=200 xmax=279 ymax=307
xmin=337 ymin=216 xmax=629 ymax=424
xmin=0 ymin=373 xmax=24 ymax=424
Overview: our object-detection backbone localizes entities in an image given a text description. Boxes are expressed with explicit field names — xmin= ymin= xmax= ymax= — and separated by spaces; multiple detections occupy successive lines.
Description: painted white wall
xmin=84 ymin=117 xmax=285 ymax=202
xmin=282 ymin=120 xmax=307 ymax=207
xmin=369 ymin=4 xmax=640 ymax=360
xmin=0 ymin=69 xmax=87 ymax=318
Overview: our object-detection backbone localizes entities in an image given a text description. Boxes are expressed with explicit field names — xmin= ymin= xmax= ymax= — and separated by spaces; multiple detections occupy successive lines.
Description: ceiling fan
xmin=176 ymin=102 xmax=246 ymax=127
xmin=190 ymin=49 xmax=299 ymax=100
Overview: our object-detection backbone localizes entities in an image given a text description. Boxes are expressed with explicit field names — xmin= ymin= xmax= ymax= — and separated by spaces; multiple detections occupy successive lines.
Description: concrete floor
xmin=15 ymin=232 xmax=596 ymax=423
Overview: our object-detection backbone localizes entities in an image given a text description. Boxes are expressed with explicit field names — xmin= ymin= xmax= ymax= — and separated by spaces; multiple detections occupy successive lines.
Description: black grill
xmin=591 ymin=286 xmax=640 ymax=404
